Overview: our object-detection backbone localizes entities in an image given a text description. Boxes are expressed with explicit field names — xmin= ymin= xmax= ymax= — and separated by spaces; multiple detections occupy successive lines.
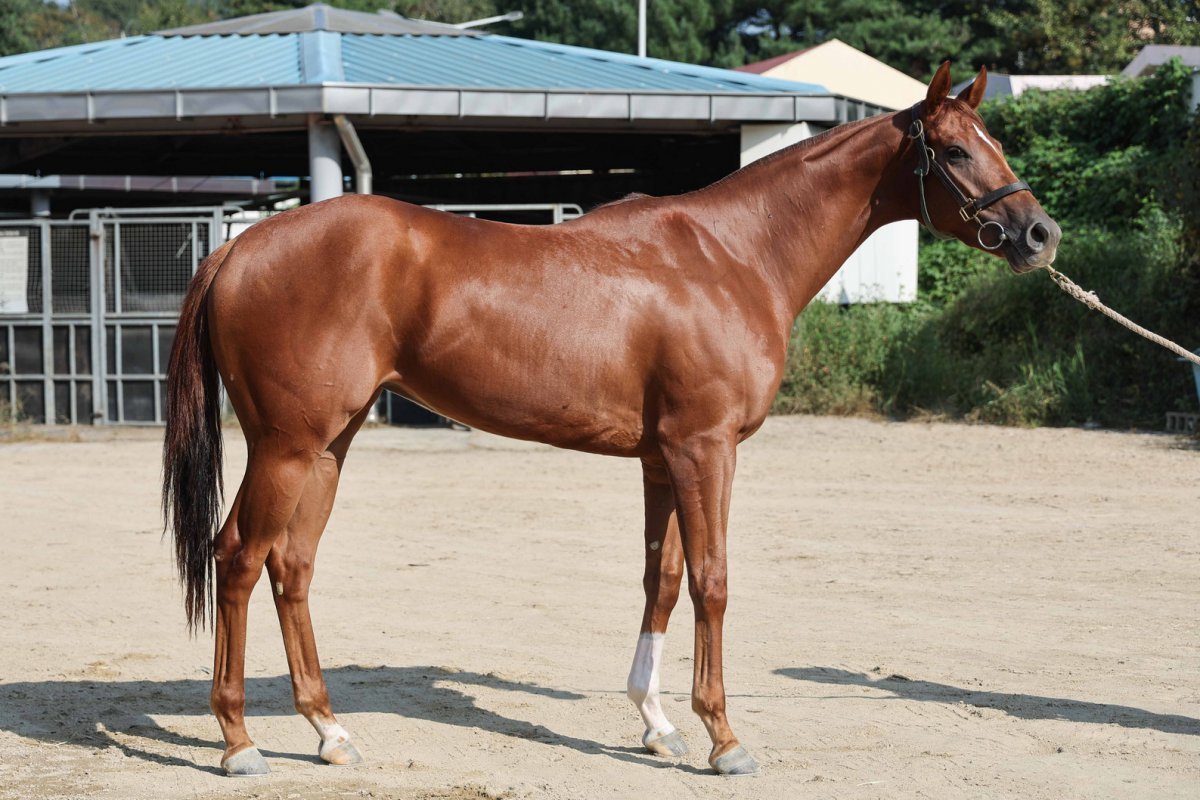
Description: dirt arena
xmin=1 ymin=416 xmax=1197 ymax=799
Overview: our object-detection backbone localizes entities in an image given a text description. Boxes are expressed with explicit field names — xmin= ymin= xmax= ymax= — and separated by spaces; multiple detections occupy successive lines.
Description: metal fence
xmin=0 ymin=208 xmax=222 ymax=424
xmin=0 ymin=202 xmax=581 ymax=426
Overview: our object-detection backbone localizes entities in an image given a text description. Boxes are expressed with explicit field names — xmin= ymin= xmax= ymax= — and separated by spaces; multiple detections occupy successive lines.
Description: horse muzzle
xmin=1005 ymin=215 xmax=1061 ymax=273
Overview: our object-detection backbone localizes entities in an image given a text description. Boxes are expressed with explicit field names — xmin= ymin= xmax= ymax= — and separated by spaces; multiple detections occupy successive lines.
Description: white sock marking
xmin=627 ymin=632 xmax=675 ymax=743
xmin=972 ymin=123 xmax=1001 ymax=156
xmin=307 ymin=716 xmax=351 ymax=759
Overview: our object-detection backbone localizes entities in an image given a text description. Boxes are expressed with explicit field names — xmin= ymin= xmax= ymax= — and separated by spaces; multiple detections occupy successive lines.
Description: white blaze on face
xmin=626 ymin=632 xmax=675 ymax=743
xmin=972 ymin=123 xmax=1001 ymax=157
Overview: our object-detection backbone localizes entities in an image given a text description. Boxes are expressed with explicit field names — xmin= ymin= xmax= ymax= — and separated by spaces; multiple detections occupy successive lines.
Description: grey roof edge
xmin=1121 ymin=44 xmax=1200 ymax=77
xmin=0 ymin=173 xmax=282 ymax=194
xmin=0 ymin=84 xmax=881 ymax=129
xmin=158 ymin=3 xmax=476 ymax=37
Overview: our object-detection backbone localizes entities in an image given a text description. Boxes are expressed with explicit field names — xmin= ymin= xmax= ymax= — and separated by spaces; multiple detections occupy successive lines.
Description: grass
xmin=775 ymin=210 xmax=1198 ymax=429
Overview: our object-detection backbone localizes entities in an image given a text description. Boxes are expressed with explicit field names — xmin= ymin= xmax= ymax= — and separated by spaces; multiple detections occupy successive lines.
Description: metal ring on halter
xmin=977 ymin=219 xmax=1008 ymax=251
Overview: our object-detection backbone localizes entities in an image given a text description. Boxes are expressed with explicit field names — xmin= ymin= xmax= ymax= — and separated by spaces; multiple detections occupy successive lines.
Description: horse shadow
xmin=776 ymin=666 xmax=1200 ymax=736
xmin=0 ymin=665 xmax=685 ymax=774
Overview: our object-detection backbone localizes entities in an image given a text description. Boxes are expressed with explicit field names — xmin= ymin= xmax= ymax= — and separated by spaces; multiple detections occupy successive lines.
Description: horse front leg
xmin=661 ymin=432 xmax=758 ymax=776
xmin=627 ymin=460 xmax=688 ymax=757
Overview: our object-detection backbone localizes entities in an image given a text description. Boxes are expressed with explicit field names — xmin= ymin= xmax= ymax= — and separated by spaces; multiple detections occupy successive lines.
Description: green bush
xmin=772 ymin=301 xmax=915 ymax=416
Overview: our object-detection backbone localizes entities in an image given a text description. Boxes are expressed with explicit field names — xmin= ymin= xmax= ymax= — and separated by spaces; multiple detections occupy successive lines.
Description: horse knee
xmin=686 ymin=567 xmax=728 ymax=613
xmin=660 ymin=558 xmax=685 ymax=592
xmin=650 ymin=568 xmax=684 ymax=614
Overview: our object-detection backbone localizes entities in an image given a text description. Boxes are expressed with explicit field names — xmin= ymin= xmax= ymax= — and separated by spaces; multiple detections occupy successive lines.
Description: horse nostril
xmin=1025 ymin=222 xmax=1048 ymax=252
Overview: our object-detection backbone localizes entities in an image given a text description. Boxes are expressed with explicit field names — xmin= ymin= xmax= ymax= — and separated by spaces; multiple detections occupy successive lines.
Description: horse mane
xmin=593 ymin=192 xmax=653 ymax=210
xmin=690 ymin=113 xmax=891 ymax=199
xmin=587 ymin=112 xmax=893 ymax=213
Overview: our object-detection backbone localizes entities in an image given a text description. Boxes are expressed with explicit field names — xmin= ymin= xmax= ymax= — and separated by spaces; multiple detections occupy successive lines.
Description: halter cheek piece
xmin=907 ymin=102 xmax=1031 ymax=250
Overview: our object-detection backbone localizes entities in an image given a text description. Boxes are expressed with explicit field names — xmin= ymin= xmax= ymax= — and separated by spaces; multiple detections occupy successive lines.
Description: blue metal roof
xmin=340 ymin=35 xmax=825 ymax=92
xmin=0 ymin=35 xmax=301 ymax=92
xmin=0 ymin=29 xmax=826 ymax=95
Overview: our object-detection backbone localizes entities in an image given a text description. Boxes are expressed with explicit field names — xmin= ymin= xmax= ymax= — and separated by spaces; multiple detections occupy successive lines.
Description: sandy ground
xmin=0 ymin=415 xmax=1197 ymax=800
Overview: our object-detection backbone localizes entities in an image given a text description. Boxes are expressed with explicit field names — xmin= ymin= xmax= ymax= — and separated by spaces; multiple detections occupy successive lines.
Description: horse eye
xmin=946 ymin=145 xmax=969 ymax=162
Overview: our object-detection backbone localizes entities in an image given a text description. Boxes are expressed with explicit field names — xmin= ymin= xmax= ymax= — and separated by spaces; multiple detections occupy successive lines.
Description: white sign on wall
xmin=0 ymin=231 xmax=30 ymax=314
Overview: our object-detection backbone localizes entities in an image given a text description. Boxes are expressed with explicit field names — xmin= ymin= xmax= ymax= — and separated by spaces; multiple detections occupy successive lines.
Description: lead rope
xmin=1044 ymin=265 xmax=1200 ymax=367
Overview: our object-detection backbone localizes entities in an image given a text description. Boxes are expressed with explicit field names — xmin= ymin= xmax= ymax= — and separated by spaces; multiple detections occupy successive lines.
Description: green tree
xmin=0 ymin=0 xmax=41 ymax=56
xmin=987 ymin=1 xmax=1200 ymax=74
xmin=509 ymin=0 xmax=636 ymax=53
xmin=722 ymin=0 xmax=988 ymax=79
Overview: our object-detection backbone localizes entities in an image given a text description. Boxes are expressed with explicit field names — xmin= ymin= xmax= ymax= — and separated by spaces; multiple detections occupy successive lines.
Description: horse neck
xmin=690 ymin=111 xmax=912 ymax=321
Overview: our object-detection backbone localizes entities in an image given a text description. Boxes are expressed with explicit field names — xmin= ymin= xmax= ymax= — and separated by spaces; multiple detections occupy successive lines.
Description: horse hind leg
xmin=211 ymin=444 xmax=320 ymax=776
xmin=626 ymin=460 xmax=688 ymax=757
xmin=265 ymin=408 xmax=370 ymax=767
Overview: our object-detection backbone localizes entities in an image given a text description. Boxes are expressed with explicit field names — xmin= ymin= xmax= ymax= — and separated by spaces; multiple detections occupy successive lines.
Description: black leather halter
xmin=908 ymin=102 xmax=1031 ymax=250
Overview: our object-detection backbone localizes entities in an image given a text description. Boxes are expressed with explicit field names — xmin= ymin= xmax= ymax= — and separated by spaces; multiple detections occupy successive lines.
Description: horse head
xmin=908 ymin=62 xmax=1061 ymax=273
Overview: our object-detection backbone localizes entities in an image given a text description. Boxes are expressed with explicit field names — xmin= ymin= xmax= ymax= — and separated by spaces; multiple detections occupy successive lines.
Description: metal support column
xmin=31 ymin=190 xmax=50 ymax=218
xmin=308 ymin=115 xmax=343 ymax=204
xmin=333 ymin=114 xmax=372 ymax=195
xmin=88 ymin=211 xmax=106 ymax=424
xmin=39 ymin=221 xmax=52 ymax=424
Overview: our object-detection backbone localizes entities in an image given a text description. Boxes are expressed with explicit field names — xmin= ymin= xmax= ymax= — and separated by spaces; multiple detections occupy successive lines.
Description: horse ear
xmin=925 ymin=61 xmax=953 ymax=110
xmin=957 ymin=66 xmax=988 ymax=109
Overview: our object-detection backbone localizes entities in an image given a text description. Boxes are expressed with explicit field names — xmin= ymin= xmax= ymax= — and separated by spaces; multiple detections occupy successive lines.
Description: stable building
xmin=0 ymin=3 xmax=914 ymax=425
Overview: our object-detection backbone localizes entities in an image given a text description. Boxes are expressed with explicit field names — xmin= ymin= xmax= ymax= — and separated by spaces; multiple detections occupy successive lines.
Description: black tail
xmin=162 ymin=240 xmax=234 ymax=633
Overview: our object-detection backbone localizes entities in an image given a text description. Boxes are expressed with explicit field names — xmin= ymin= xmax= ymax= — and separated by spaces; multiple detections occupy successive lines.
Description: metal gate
xmin=0 ymin=208 xmax=223 ymax=424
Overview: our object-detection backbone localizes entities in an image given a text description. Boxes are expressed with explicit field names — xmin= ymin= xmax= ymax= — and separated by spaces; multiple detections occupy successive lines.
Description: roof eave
xmin=0 ymin=84 xmax=882 ymax=132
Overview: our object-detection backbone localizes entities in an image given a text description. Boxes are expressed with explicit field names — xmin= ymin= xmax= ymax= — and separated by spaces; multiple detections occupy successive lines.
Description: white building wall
xmin=739 ymin=122 xmax=919 ymax=304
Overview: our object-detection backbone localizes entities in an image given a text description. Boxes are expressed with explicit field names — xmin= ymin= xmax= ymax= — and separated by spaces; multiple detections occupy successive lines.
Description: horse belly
xmin=388 ymin=296 xmax=653 ymax=455
xmin=393 ymin=351 xmax=650 ymax=455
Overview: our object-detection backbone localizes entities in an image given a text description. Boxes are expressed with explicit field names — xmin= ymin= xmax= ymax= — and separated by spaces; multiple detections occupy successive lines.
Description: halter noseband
xmin=907 ymin=102 xmax=1031 ymax=250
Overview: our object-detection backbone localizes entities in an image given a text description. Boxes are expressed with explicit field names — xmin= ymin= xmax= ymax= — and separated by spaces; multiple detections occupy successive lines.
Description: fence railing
xmin=0 ymin=208 xmax=224 ymax=424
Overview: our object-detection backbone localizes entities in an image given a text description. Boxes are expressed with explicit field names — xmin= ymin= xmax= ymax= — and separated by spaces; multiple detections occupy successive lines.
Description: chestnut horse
xmin=163 ymin=63 xmax=1059 ymax=777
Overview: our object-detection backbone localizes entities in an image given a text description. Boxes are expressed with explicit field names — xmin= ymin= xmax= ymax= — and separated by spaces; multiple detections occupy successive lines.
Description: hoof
xmin=711 ymin=745 xmax=759 ymax=776
xmin=644 ymin=729 xmax=688 ymax=757
xmin=319 ymin=740 xmax=364 ymax=766
xmin=221 ymin=746 xmax=270 ymax=777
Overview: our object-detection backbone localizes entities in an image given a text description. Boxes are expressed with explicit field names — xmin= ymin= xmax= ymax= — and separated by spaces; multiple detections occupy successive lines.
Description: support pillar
xmin=30 ymin=190 xmax=50 ymax=217
xmin=307 ymin=116 xmax=343 ymax=204
xmin=739 ymin=122 xmax=817 ymax=167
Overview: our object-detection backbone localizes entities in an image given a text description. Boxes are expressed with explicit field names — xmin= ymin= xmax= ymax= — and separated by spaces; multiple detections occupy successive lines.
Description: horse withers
xmin=163 ymin=62 xmax=1059 ymax=777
